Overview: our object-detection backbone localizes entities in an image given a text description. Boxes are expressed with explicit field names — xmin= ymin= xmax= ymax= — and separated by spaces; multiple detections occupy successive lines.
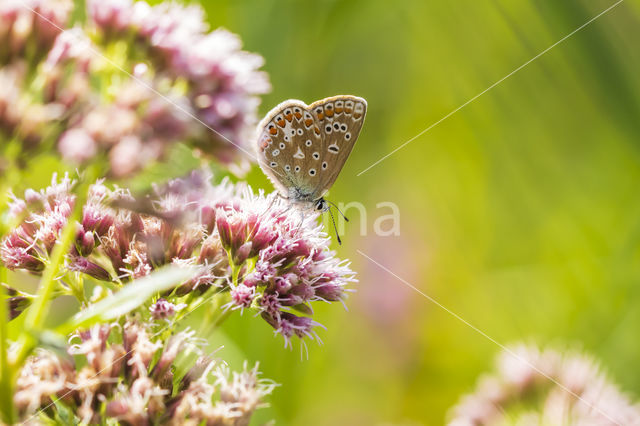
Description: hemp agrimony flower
xmin=448 ymin=344 xmax=640 ymax=425
xmin=14 ymin=320 xmax=276 ymax=424
xmin=1 ymin=171 xmax=356 ymax=346
xmin=0 ymin=0 xmax=269 ymax=178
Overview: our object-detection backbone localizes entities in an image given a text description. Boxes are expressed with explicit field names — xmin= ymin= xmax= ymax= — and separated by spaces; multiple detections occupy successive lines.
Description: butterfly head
xmin=314 ymin=198 xmax=329 ymax=213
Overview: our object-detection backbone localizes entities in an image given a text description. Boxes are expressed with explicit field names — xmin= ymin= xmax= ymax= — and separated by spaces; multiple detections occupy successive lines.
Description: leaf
xmin=58 ymin=265 xmax=198 ymax=334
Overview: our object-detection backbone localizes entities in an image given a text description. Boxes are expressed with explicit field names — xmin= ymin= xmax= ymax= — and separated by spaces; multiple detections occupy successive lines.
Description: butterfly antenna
xmin=326 ymin=200 xmax=349 ymax=222
xmin=328 ymin=206 xmax=342 ymax=245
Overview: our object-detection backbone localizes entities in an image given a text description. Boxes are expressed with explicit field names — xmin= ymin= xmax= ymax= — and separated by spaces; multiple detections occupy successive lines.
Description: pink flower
xmin=448 ymin=343 xmax=640 ymax=425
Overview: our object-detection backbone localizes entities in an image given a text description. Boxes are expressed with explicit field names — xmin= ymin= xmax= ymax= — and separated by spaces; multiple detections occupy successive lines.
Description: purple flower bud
xmin=233 ymin=241 xmax=252 ymax=265
xmin=68 ymin=256 xmax=112 ymax=281
xmin=58 ymin=128 xmax=97 ymax=164
xmin=149 ymin=298 xmax=179 ymax=320
xmin=0 ymin=228 xmax=43 ymax=272
xmin=75 ymin=229 xmax=95 ymax=256
xmin=230 ymin=284 xmax=255 ymax=309
xmin=314 ymin=282 xmax=345 ymax=302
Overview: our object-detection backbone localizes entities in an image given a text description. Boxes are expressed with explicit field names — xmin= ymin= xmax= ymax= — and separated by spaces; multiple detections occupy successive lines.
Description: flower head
xmin=15 ymin=320 xmax=274 ymax=424
xmin=2 ymin=170 xmax=356 ymax=345
xmin=448 ymin=343 xmax=640 ymax=426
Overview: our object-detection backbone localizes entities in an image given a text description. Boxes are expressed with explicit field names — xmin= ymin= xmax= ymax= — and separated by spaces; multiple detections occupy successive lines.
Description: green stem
xmin=0 ymin=265 xmax=13 ymax=424
xmin=11 ymin=164 xmax=102 ymax=367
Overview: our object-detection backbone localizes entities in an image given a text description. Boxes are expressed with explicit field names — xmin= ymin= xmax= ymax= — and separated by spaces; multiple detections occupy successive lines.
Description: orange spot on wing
xmin=345 ymin=107 xmax=353 ymax=114
xmin=304 ymin=118 xmax=313 ymax=127
xmin=325 ymin=109 xmax=334 ymax=117
xmin=335 ymin=106 xmax=344 ymax=113
xmin=294 ymin=111 xmax=302 ymax=119
xmin=285 ymin=112 xmax=293 ymax=122
xmin=314 ymin=126 xmax=321 ymax=135
xmin=353 ymin=113 xmax=362 ymax=119
xmin=269 ymin=127 xmax=278 ymax=135
xmin=317 ymin=112 xmax=324 ymax=120
xmin=276 ymin=118 xmax=285 ymax=127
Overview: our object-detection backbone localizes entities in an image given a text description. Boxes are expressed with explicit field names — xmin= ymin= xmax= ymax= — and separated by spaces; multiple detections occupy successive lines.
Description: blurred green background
xmin=202 ymin=0 xmax=640 ymax=424
xmin=13 ymin=0 xmax=640 ymax=424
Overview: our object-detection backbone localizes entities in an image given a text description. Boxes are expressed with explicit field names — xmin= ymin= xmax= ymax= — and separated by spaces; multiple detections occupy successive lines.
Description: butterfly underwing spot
xmin=324 ymin=103 xmax=334 ymax=118
xmin=293 ymin=147 xmax=305 ymax=159
xmin=256 ymin=95 xmax=366 ymax=205
xmin=344 ymin=100 xmax=354 ymax=114
xmin=353 ymin=103 xmax=365 ymax=120
xmin=304 ymin=112 xmax=314 ymax=128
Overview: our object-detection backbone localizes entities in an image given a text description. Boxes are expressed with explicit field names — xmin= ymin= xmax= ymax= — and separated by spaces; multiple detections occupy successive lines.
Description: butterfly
xmin=256 ymin=95 xmax=367 ymax=243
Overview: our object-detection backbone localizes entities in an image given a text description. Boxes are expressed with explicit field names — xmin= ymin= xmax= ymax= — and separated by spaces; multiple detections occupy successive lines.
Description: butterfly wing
xmin=308 ymin=95 xmax=367 ymax=198
xmin=256 ymin=99 xmax=324 ymax=199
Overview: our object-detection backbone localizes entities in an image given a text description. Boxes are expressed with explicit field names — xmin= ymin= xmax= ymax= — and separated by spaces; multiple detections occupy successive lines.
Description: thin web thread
xmin=356 ymin=249 xmax=622 ymax=426
xmin=22 ymin=284 xmax=227 ymax=425
xmin=22 ymin=3 xmax=259 ymax=162
xmin=356 ymin=0 xmax=625 ymax=176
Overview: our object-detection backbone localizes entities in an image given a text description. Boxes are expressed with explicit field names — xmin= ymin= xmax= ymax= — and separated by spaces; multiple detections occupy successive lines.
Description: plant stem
xmin=11 ymin=164 xmax=102 ymax=367
xmin=0 ymin=265 xmax=14 ymax=424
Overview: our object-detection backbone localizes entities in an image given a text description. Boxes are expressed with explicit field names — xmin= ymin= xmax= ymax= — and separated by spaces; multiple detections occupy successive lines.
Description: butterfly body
xmin=256 ymin=95 xmax=367 ymax=212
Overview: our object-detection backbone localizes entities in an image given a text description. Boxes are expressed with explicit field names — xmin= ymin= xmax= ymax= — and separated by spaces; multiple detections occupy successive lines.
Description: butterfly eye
xmin=315 ymin=203 xmax=324 ymax=211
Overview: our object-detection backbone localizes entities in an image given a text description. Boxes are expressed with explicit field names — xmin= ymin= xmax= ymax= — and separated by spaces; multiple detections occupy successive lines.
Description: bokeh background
xmin=10 ymin=0 xmax=640 ymax=424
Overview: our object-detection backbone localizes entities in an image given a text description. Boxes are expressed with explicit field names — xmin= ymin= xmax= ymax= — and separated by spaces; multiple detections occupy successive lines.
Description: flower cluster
xmin=1 ymin=171 xmax=356 ymax=345
xmin=448 ymin=343 xmax=640 ymax=426
xmin=0 ymin=0 xmax=269 ymax=177
xmin=14 ymin=320 xmax=275 ymax=424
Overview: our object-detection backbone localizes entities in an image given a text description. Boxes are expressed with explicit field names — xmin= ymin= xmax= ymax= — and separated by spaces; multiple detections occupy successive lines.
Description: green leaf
xmin=58 ymin=265 xmax=198 ymax=334
xmin=52 ymin=399 xmax=80 ymax=425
